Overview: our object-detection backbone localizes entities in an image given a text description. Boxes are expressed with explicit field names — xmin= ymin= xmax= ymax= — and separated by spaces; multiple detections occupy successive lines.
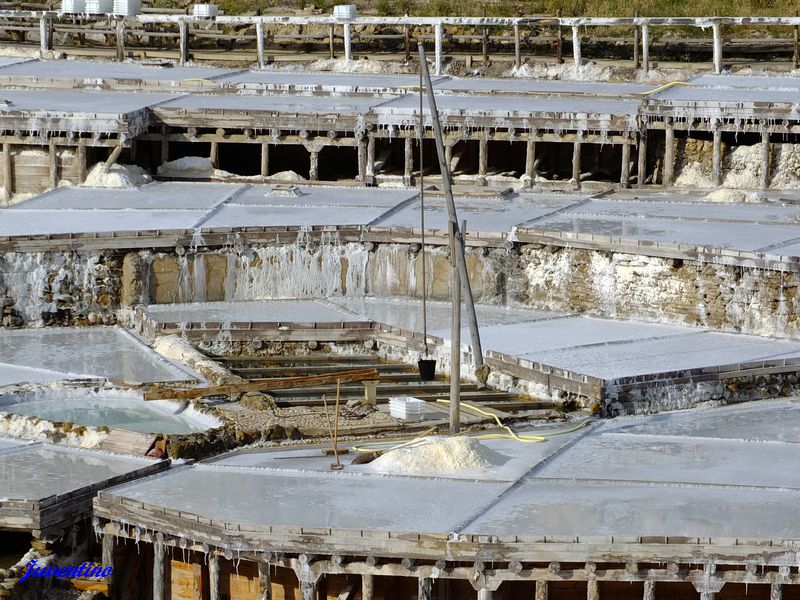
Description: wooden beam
xmin=101 ymin=533 xmax=114 ymax=598
xmin=636 ymin=126 xmax=647 ymax=188
xmin=115 ymin=18 xmax=125 ymax=61
xmin=209 ymin=555 xmax=220 ymax=600
xmin=478 ymin=135 xmax=488 ymax=180
xmin=367 ymin=133 xmax=375 ymax=183
xmin=178 ymin=20 xmax=189 ymax=66
xmin=403 ymin=136 xmax=413 ymax=185
xmin=143 ymin=368 xmax=380 ymax=400
xmin=620 ymin=140 xmax=630 ymax=188
xmin=571 ymin=140 xmax=581 ymax=187
xmin=357 ymin=137 xmax=367 ymax=182
xmin=210 ymin=141 xmax=219 ymax=169
xmin=76 ymin=142 xmax=87 ymax=184
xmin=712 ymin=122 xmax=722 ymax=186
xmin=259 ymin=562 xmax=272 ymax=600
xmin=103 ymin=143 xmax=123 ymax=174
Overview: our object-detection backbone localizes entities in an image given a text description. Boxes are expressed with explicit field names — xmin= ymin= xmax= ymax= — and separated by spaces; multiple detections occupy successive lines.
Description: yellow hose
xmin=351 ymin=399 xmax=591 ymax=453
xmin=640 ymin=80 xmax=690 ymax=96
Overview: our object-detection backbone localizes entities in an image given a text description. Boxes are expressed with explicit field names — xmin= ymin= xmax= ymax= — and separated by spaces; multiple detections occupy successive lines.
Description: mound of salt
xmin=157 ymin=156 xmax=216 ymax=178
xmin=368 ymin=436 xmax=506 ymax=476
xmin=83 ymin=162 xmax=152 ymax=188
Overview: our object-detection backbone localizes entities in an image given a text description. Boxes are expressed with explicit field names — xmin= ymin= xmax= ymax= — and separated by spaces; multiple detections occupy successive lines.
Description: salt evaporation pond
xmin=0 ymin=389 xmax=218 ymax=434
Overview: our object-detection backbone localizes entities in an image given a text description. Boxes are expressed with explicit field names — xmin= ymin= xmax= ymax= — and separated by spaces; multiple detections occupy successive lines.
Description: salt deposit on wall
xmin=675 ymin=143 xmax=800 ymax=190
xmin=153 ymin=334 xmax=240 ymax=385
xmin=306 ymin=58 xmax=414 ymax=74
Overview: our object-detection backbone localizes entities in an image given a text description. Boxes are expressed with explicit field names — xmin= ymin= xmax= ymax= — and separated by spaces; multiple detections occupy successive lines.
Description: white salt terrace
xmin=142 ymin=298 xmax=800 ymax=391
xmin=99 ymin=399 xmax=800 ymax=541
xmin=0 ymin=327 xmax=195 ymax=386
xmin=8 ymin=184 xmax=800 ymax=259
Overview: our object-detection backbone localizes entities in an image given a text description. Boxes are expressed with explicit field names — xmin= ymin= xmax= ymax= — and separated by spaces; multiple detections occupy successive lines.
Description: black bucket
xmin=418 ymin=359 xmax=437 ymax=381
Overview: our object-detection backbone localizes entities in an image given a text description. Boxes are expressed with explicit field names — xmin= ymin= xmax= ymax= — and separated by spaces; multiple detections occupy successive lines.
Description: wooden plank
xmin=170 ymin=559 xmax=204 ymax=600
xmin=97 ymin=429 xmax=158 ymax=455
xmin=143 ymin=368 xmax=380 ymax=400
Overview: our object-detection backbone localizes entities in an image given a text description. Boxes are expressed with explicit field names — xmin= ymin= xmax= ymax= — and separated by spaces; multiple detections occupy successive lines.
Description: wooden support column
xmin=761 ymin=124 xmax=771 ymax=189
xmin=712 ymin=22 xmax=722 ymax=73
xmin=771 ymin=583 xmax=782 ymax=600
xmin=101 ymin=533 xmax=114 ymax=597
xmin=478 ymin=135 xmax=488 ymax=183
xmin=261 ymin=142 xmax=269 ymax=177
xmin=153 ymin=541 xmax=166 ymax=600
xmin=39 ymin=16 xmax=52 ymax=52
xmin=445 ymin=143 xmax=452 ymax=171
xmin=343 ymin=23 xmax=352 ymax=61
xmin=256 ymin=21 xmax=265 ymax=69
xmin=633 ymin=10 xmax=640 ymax=68
xmin=329 ymin=24 xmax=335 ymax=59
xmin=535 ymin=580 xmax=548 ymax=600
xmin=419 ymin=577 xmax=433 ymax=600
xmin=366 ymin=133 xmax=376 ymax=183
xmin=572 ymin=140 xmax=582 ymax=187
xmin=3 ymin=143 xmax=12 ymax=199
xmin=587 ymin=580 xmax=599 ymax=600
xmin=404 ymin=136 xmax=413 ymax=185
xmin=572 ymin=25 xmax=581 ymax=77
xmin=514 ymin=23 xmax=521 ymax=68
xmin=358 ymin=137 xmax=367 ymax=182
xmin=712 ymin=121 xmax=722 ymax=187
xmin=524 ymin=137 xmax=536 ymax=187
xmin=403 ymin=24 xmax=410 ymax=62
xmin=48 ymin=141 xmax=58 ymax=189
xmin=434 ymin=22 xmax=443 ymax=75
xmin=209 ymin=555 xmax=220 ymax=600
xmin=556 ymin=9 xmax=563 ymax=63
xmin=161 ymin=135 xmax=169 ymax=165
xmin=178 ymin=20 xmax=189 ymax=67
xmin=794 ymin=11 xmax=799 ymax=70
xmin=641 ymin=24 xmax=649 ymax=74
xmin=637 ymin=126 xmax=648 ymax=188
xmin=309 ymin=149 xmax=319 ymax=181
xmin=620 ymin=139 xmax=631 ymax=188
xmin=663 ymin=118 xmax=674 ymax=187
xmin=258 ymin=562 xmax=272 ymax=600
xmin=76 ymin=142 xmax=86 ymax=185
xmin=300 ymin=581 xmax=316 ymax=600
xmin=482 ymin=26 xmax=489 ymax=64
xmin=439 ymin=579 xmax=453 ymax=600
xmin=478 ymin=589 xmax=493 ymax=600
xmin=210 ymin=141 xmax=219 ymax=169
xmin=362 ymin=574 xmax=374 ymax=600
xmin=643 ymin=581 xmax=655 ymax=600
xmin=115 ymin=18 xmax=125 ymax=61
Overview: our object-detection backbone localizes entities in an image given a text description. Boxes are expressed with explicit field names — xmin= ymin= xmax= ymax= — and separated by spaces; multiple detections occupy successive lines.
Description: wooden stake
xmin=331 ymin=379 xmax=342 ymax=470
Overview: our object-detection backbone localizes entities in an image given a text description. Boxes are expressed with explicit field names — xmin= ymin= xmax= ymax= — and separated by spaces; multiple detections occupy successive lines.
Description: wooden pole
xmin=48 ymin=141 xmax=58 ymax=189
xmin=153 ymin=541 xmax=166 ymax=600
xmin=419 ymin=578 xmax=433 ymax=600
xmin=178 ymin=20 xmax=189 ymax=67
xmin=331 ymin=379 xmax=342 ymax=470
xmin=362 ymin=574 xmax=374 ymax=600
xmin=620 ymin=139 xmax=630 ymax=188
xmin=209 ymin=555 xmax=220 ymax=600
xmin=478 ymin=135 xmax=488 ymax=183
xmin=641 ymin=24 xmax=649 ymax=74
xmin=572 ymin=140 xmax=582 ymax=187
xmin=643 ymin=581 xmax=655 ymax=600
xmin=404 ymin=136 xmax=413 ymax=185
xmin=404 ymin=24 xmax=410 ymax=62
xmin=115 ymin=18 xmax=125 ymax=61
xmin=258 ymin=562 xmax=272 ymax=600
xmin=261 ymin=141 xmax=269 ymax=177
xmin=210 ymin=141 xmax=219 ymax=169
xmin=771 ymin=584 xmax=782 ymax=600
xmin=2 ymin=143 xmax=11 ymax=199
xmin=525 ymin=136 xmax=536 ymax=187
xmin=101 ymin=533 xmax=114 ymax=598
xmin=300 ymin=581 xmax=316 ymax=600
xmin=637 ymin=125 xmax=648 ymax=188
xmin=587 ymin=580 xmax=599 ymax=600
xmin=478 ymin=589 xmax=494 ymax=600
xmin=663 ymin=118 xmax=674 ymax=187
xmin=572 ymin=25 xmax=581 ymax=77
xmin=712 ymin=21 xmax=722 ymax=74
xmin=435 ymin=22 xmax=443 ymax=74
xmin=761 ymin=124 xmax=771 ymax=190
xmin=257 ymin=21 xmax=265 ymax=68
xmin=343 ymin=23 xmax=352 ymax=61
xmin=449 ymin=218 xmax=461 ymax=435
xmin=418 ymin=43 xmax=485 ymax=383
xmin=712 ymin=121 xmax=722 ymax=186
xmin=556 ymin=9 xmax=563 ymax=63
xmin=358 ymin=137 xmax=367 ymax=182
xmin=328 ymin=24 xmax=335 ymax=59
xmin=794 ymin=11 xmax=799 ymax=70
xmin=536 ymin=580 xmax=549 ymax=600
xmin=514 ymin=23 xmax=521 ymax=68
xmin=76 ymin=142 xmax=86 ymax=185
xmin=482 ymin=25 xmax=488 ymax=64
xmin=367 ymin=134 xmax=375 ymax=183
xmin=633 ymin=10 xmax=640 ymax=69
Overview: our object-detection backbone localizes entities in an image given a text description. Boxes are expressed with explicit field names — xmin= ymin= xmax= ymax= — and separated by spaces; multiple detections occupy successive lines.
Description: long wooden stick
xmin=331 ymin=379 xmax=342 ymax=470
xmin=143 ymin=368 xmax=379 ymax=400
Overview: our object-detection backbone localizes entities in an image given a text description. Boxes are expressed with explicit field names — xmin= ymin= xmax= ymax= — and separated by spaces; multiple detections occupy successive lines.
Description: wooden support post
xmin=643 ymin=581 xmax=655 ymax=600
xmin=712 ymin=121 xmax=722 ymax=187
xmin=210 ymin=141 xmax=219 ymax=169
xmin=449 ymin=218 xmax=461 ymax=435
xmin=101 ymin=533 xmax=114 ymax=597
xmin=161 ymin=136 xmax=169 ymax=165
xmin=482 ymin=25 xmax=489 ymax=64
xmin=587 ymin=580 xmax=599 ymax=600
xmin=363 ymin=380 xmax=377 ymax=405
xmin=404 ymin=136 xmax=413 ymax=185
xmin=300 ymin=581 xmax=316 ymax=600
xmin=435 ymin=22 xmax=443 ymax=75
xmin=367 ymin=134 xmax=376 ymax=182
xmin=572 ymin=140 xmax=581 ymax=187
xmin=761 ymin=124 xmax=771 ymax=190
xmin=445 ymin=143 xmax=452 ymax=171
xmin=419 ymin=577 xmax=433 ymax=600
xmin=663 ymin=118 xmax=674 ymax=187
xmin=261 ymin=142 xmax=269 ymax=177
xmin=76 ymin=142 xmax=86 ymax=185
xmin=712 ymin=22 xmax=722 ymax=74
xmin=641 ymin=24 xmax=649 ymax=74
xmin=439 ymin=580 xmax=453 ymax=600
xmin=115 ymin=18 xmax=126 ymax=61
xmin=620 ymin=139 xmax=630 ymax=188
xmin=633 ymin=10 xmax=640 ymax=69
xmin=404 ymin=24 xmax=411 ymax=62
xmin=700 ymin=593 xmax=715 ymax=600
xmin=771 ymin=583 xmax=782 ymax=600
xmin=637 ymin=127 xmax=648 ymax=188
xmin=358 ymin=137 xmax=367 ymax=183
xmin=478 ymin=589 xmax=493 ymax=600
xmin=48 ymin=141 xmax=58 ymax=190
xmin=256 ymin=21 xmax=265 ymax=69
xmin=524 ymin=137 xmax=536 ymax=187
xmin=179 ymin=20 xmax=189 ymax=67
xmin=309 ymin=149 xmax=319 ymax=181
xmin=343 ymin=23 xmax=352 ymax=61
xmin=514 ymin=23 xmax=521 ymax=68
xmin=209 ymin=555 xmax=220 ymax=600
xmin=329 ymin=24 xmax=335 ymax=59
xmin=362 ymin=574 xmax=374 ymax=600
xmin=3 ymin=143 xmax=12 ymax=199
xmin=153 ymin=541 xmax=166 ymax=600
xmin=39 ymin=16 xmax=52 ymax=52
xmin=258 ymin=562 xmax=272 ymax=600
xmin=572 ymin=25 xmax=581 ymax=77
xmin=794 ymin=11 xmax=799 ymax=70
xmin=478 ymin=135 xmax=488 ymax=182
xmin=535 ymin=580 xmax=549 ymax=600
xmin=556 ymin=9 xmax=563 ymax=63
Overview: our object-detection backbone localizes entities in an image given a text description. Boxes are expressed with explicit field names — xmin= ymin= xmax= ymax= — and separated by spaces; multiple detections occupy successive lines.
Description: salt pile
xmin=368 ymin=436 xmax=506 ymax=476
xmin=306 ymin=58 xmax=413 ymax=74
xmin=83 ymin=162 xmax=152 ymax=188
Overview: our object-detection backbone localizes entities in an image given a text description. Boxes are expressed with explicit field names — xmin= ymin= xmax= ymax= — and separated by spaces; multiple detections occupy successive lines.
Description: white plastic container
xmin=389 ymin=396 xmax=426 ymax=421
xmin=61 ymin=0 xmax=86 ymax=13
xmin=333 ymin=4 xmax=357 ymax=20
xmin=84 ymin=0 xmax=113 ymax=13
xmin=192 ymin=3 xmax=218 ymax=17
xmin=112 ymin=0 xmax=140 ymax=16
